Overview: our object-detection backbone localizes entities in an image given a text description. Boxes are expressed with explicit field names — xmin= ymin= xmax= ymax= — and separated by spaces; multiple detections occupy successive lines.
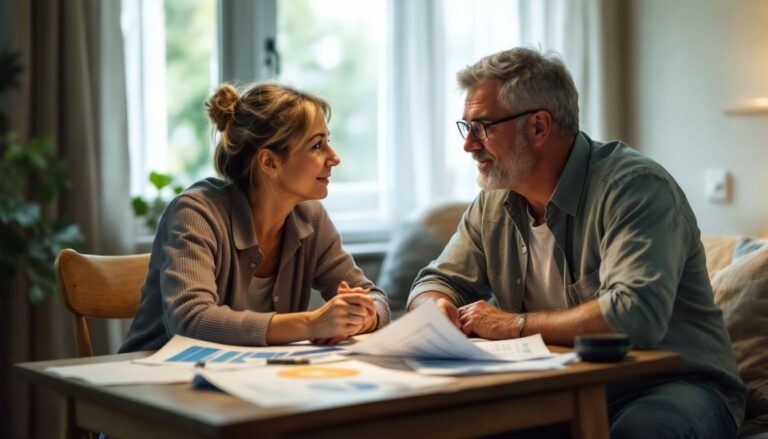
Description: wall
xmin=626 ymin=0 xmax=768 ymax=236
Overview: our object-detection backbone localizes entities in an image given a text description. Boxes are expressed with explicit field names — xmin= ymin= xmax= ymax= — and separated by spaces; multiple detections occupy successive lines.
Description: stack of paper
xmin=46 ymin=301 xmax=577 ymax=398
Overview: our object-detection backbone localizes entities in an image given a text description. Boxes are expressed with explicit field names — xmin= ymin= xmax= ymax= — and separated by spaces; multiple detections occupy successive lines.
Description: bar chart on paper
xmin=164 ymin=345 xmax=342 ymax=364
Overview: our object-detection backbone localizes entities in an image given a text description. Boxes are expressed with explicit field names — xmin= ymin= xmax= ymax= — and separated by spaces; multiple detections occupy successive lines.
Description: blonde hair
xmin=205 ymin=83 xmax=331 ymax=190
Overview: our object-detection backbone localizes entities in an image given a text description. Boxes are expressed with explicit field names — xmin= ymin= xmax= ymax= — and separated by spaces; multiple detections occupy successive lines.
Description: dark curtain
xmin=0 ymin=1 xmax=131 ymax=438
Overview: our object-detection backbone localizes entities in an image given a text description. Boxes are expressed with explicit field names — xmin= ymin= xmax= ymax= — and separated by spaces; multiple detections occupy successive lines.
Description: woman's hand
xmin=337 ymin=281 xmax=378 ymax=333
xmin=308 ymin=286 xmax=376 ymax=345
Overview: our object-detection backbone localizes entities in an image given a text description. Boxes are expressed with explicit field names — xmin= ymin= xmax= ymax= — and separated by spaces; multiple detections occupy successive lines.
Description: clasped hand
xmin=310 ymin=281 xmax=377 ymax=345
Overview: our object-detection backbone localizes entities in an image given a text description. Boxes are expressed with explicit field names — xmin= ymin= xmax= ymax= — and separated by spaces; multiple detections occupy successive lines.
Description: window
xmin=124 ymin=0 xmax=528 ymax=243
xmin=123 ymin=0 xmax=218 ymax=202
xmin=277 ymin=0 xmax=387 ymax=231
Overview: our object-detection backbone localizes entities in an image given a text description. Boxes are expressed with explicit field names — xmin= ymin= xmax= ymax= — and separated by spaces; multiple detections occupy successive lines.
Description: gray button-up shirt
xmin=409 ymin=132 xmax=745 ymax=424
xmin=121 ymin=178 xmax=390 ymax=352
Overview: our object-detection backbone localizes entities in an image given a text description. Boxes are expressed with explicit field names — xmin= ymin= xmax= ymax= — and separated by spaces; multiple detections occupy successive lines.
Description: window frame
xmin=222 ymin=0 xmax=391 ymax=243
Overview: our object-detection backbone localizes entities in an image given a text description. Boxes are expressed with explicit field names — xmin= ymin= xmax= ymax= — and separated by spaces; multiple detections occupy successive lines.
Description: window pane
xmin=276 ymin=0 xmax=384 ymax=185
xmin=164 ymin=0 xmax=218 ymax=186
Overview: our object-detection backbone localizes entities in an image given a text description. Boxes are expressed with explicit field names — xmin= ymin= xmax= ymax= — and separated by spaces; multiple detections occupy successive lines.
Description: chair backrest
xmin=54 ymin=248 xmax=150 ymax=357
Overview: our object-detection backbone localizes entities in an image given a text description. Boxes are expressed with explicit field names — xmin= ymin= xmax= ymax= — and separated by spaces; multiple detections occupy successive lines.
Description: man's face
xmin=462 ymin=80 xmax=537 ymax=191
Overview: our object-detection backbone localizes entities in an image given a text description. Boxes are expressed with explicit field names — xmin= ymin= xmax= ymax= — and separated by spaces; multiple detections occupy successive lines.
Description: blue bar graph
xmin=167 ymin=347 xmax=220 ymax=362
xmin=164 ymin=345 xmax=342 ymax=363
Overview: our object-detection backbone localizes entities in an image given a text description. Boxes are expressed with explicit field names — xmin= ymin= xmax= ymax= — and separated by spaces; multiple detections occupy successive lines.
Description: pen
xmin=267 ymin=357 xmax=310 ymax=365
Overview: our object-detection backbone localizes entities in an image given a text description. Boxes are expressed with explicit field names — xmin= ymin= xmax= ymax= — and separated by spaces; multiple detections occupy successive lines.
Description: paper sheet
xmin=405 ymin=352 xmax=579 ymax=376
xmin=135 ymin=335 xmax=343 ymax=367
xmin=46 ymin=336 xmax=346 ymax=385
xmin=343 ymin=301 xmax=554 ymax=362
xmin=46 ymin=361 xmax=194 ymax=385
xmin=195 ymin=359 xmax=454 ymax=407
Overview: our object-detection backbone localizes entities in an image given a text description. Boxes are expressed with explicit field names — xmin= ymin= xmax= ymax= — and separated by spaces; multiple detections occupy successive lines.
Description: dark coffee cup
xmin=575 ymin=334 xmax=631 ymax=362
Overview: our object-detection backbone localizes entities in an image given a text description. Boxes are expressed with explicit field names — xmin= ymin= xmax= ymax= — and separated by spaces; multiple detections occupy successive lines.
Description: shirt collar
xmin=229 ymin=184 xmax=258 ymax=250
xmin=502 ymin=131 xmax=591 ymax=220
xmin=548 ymin=131 xmax=591 ymax=217
xmin=229 ymin=184 xmax=315 ymax=250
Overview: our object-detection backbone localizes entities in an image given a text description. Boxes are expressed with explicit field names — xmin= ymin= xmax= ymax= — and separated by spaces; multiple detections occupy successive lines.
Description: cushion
xmin=711 ymin=238 xmax=768 ymax=431
xmin=377 ymin=202 xmax=469 ymax=313
xmin=701 ymin=234 xmax=740 ymax=279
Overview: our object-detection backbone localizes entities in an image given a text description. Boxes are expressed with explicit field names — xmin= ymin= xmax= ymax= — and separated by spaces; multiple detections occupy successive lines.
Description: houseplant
xmin=0 ymin=50 xmax=83 ymax=303
xmin=131 ymin=171 xmax=184 ymax=232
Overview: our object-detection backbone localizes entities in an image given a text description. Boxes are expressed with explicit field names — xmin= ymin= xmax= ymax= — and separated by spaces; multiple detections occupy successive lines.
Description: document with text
xmin=343 ymin=301 xmax=554 ymax=362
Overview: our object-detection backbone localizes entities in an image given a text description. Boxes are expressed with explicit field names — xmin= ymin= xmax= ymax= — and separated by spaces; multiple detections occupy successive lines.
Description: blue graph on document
xmin=164 ymin=346 xmax=341 ymax=363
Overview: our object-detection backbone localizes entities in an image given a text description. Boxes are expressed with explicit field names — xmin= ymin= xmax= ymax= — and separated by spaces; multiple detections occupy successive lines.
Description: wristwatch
xmin=514 ymin=313 xmax=528 ymax=338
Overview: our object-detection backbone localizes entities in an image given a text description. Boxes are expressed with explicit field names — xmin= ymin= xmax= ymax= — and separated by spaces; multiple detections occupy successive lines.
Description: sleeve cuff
xmin=407 ymin=282 xmax=466 ymax=308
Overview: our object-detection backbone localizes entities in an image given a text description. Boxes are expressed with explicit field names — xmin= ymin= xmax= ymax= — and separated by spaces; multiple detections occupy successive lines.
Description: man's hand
xmin=458 ymin=300 xmax=520 ymax=339
xmin=409 ymin=292 xmax=461 ymax=329
xmin=435 ymin=297 xmax=461 ymax=329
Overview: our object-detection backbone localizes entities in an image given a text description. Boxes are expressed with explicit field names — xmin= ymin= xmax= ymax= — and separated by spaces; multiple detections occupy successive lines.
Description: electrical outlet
xmin=705 ymin=168 xmax=730 ymax=203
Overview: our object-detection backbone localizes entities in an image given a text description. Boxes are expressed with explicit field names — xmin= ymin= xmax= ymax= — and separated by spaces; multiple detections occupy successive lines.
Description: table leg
xmin=570 ymin=383 xmax=609 ymax=439
xmin=56 ymin=393 xmax=89 ymax=439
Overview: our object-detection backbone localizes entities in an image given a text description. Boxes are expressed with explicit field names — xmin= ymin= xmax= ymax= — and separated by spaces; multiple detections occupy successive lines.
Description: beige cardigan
xmin=120 ymin=178 xmax=390 ymax=351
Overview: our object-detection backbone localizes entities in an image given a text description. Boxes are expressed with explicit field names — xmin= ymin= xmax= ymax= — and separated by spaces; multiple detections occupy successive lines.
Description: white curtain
xmin=518 ymin=0 xmax=623 ymax=141
xmin=385 ymin=0 xmax=447 ymax=226
xmin=99 ymin=0 xmax=135 ymax=353
xmin=385 ymin=0 xmax=623 ymax=225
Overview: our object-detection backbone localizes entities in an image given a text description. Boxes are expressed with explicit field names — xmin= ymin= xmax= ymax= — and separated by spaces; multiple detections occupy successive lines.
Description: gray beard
xmin=476 ymin=138 xmax=536 ymax=191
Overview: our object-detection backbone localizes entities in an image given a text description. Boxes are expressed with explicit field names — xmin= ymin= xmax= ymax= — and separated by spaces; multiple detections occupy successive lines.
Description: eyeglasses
xmin=456 ymin=109 xmax=545 ymax=140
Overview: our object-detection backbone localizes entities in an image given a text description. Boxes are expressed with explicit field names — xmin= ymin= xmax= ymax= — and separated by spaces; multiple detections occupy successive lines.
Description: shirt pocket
xmin=567 ymin=269 xmax=601 ymax=303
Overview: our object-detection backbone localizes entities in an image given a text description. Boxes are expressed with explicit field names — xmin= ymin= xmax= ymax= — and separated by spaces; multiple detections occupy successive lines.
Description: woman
xmin=120 ymin=83 xmax=390 ymax=351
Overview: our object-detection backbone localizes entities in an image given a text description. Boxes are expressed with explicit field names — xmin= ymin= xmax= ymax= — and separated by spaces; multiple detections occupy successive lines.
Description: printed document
xmin=195 ymin=359 xmax=454 ymax=407
xmin=343 ymin=301 xmax=554 ymax=362
xmin=405 ymin=352 xmax=579 ymax=376
xmin=135 ymin=335 xmax=344 ymax=367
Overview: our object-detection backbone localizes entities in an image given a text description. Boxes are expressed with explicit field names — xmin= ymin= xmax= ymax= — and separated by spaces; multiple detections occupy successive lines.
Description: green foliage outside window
xmin=278 ymin=0 xmax=382 ymax=183
xmin=131 ymin=171 xmax=183 ymax=232
xmin=164 ymin=0 xmax=217 ymax=185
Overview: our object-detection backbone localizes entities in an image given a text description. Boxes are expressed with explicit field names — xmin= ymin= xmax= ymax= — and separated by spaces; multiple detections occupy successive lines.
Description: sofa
xmin=378 ymin=202 xmax=768 ymax=438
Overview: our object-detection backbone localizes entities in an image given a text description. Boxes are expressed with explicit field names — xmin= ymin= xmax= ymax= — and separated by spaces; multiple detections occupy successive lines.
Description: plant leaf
xmin=132 ymin=197 xmax=149 ymax=216
xmin=149 ymin=171 xmax=174 ymax=190
xmin=11 ymin=202 xmax=41 ymax=227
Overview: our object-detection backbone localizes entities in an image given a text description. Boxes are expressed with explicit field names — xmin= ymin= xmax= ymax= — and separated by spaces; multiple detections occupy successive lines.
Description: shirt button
xmin=521 ymin=244 xmax=528 ymax=254
xmin=516 ymin=279 xmax=522 ymax=285
xmin=273 ymin=296 xmax=279 ymax=303
xmin=249 ymin=262 xmax=257 ymax=268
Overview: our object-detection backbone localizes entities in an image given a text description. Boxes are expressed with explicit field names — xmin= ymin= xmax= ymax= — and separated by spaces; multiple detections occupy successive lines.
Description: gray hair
xmin=457 ymin=47 xmax=579 ymax=137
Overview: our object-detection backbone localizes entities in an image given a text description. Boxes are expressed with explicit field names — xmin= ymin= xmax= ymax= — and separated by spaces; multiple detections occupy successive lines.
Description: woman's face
xmin=274 ymin=118 xmax=340 ymax=202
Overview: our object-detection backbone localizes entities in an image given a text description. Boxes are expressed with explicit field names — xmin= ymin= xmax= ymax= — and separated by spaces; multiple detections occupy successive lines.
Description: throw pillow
xmin=711 ymin=238 xmax=768 ymax=431
xmin=701 ymin=234 xmax=740 ymax=279
xmin=377 ymin=202 xmax=469 ymax=313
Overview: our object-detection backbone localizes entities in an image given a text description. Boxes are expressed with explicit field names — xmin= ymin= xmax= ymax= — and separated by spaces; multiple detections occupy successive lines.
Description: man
xmin=407 ymin=47 xmax=745 ymax=438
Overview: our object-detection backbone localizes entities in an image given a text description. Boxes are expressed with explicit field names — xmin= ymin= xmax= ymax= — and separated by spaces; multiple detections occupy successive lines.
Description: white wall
xmin=626 ymin=0 xmax=768 ymax=236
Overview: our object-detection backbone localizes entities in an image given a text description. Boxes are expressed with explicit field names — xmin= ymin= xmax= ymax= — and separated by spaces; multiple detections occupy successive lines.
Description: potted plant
xmin=131 ymin=171 xmax=184 ymax=232
xmin=0 ymin=50 xmax=83 ymax=303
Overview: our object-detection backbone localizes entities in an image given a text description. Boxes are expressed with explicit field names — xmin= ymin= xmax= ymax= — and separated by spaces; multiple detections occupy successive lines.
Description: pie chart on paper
xmin=278 ymin=366 xmax=359 ymax=379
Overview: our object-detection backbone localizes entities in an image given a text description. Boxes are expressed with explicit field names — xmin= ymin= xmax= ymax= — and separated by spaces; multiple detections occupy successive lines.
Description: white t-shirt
xmin=523 ymin=211 xmax=567 ymax=312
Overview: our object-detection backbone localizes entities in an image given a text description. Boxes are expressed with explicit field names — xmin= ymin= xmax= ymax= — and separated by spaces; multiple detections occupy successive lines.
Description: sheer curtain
xmin=0 ymin=1 xmax=132 ymax=437
xmin=518 ymin=0 xmax=624 ymax=141
xmin=385 ymin=0 xmax=624 ymax=226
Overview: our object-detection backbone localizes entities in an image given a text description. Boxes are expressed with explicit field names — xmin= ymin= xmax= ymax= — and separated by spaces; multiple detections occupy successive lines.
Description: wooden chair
xmin=54 ymin=248 xmax=150 ymax=357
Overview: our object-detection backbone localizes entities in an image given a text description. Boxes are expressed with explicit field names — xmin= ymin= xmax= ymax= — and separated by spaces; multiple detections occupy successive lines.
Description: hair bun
xmin=205 ymin=84 xmax=240 ymax=131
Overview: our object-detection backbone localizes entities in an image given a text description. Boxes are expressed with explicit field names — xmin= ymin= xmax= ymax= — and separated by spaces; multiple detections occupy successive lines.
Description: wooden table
xmin=15 ymin=347 xmax=680 ymax=439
